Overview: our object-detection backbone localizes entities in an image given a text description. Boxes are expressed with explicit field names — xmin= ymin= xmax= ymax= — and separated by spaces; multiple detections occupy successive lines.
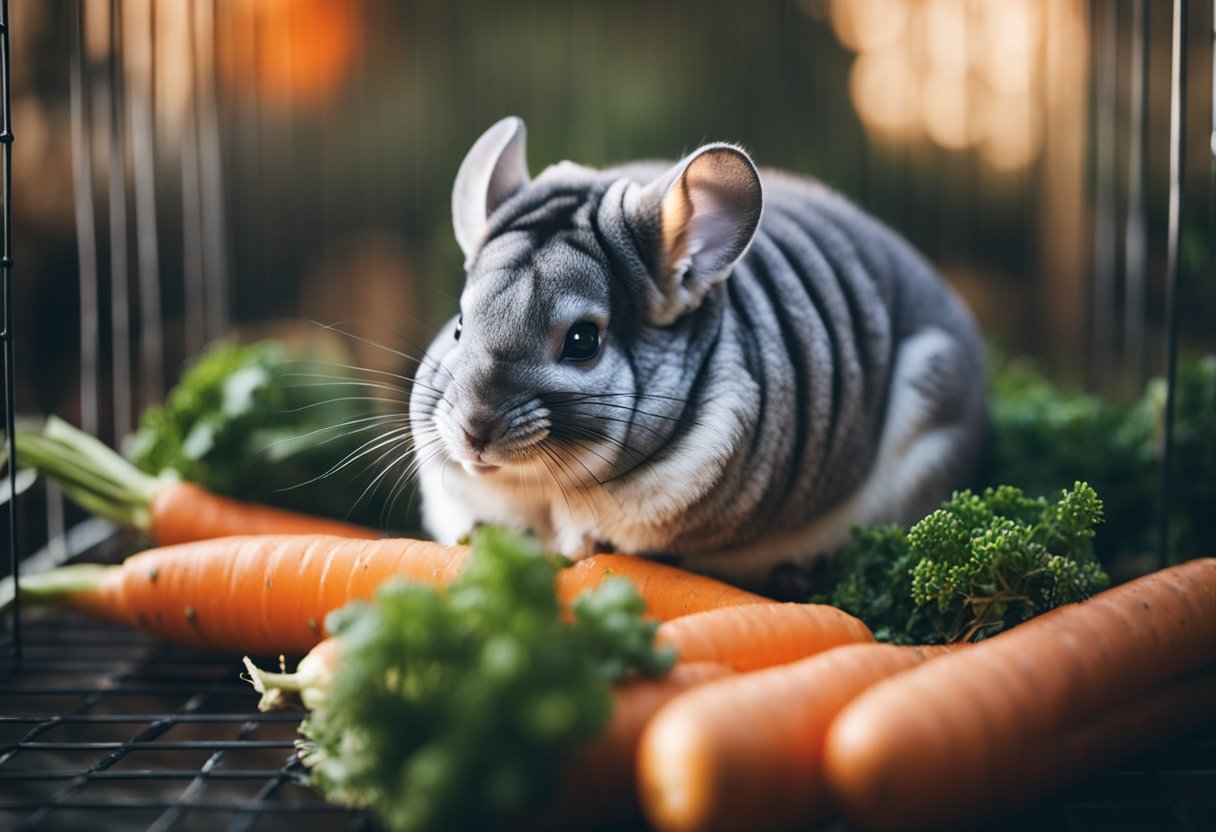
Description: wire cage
xmin=3 ymin=1 xmax=1216 ymax=830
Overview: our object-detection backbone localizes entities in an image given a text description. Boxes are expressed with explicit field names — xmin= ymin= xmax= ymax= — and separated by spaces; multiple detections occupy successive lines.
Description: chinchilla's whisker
xmin=548 ymin=390 xmax=690 ymax=405
xmin=295 ymin=425 xmax=417 ymax=488
xmin=281 ymin=358 xmax=449 ymax=400
xmin=547 ymin=415 xmax=656 ymax=468
xmin=280 ymin=375 xmax=414 ymax=397
xmin=550 ymin=429 xmax=641 ymax=472
xmin=279 ymin=395 xmax=419 ymax=415
xmin=537 ymin=445 xmax=582 ymax=524
xmin=547 ymin=443 xmax=619 ymax=523
xmin=382 ymin=450 xmax=432 ymax=529
xmin=549 ymin=399 xmax=685 ymax=424
xmin=259 ymin=412 xmax=409 ymax=452
xmin=554 ymin=410 xmax=671 ymax=444
xmin=542 ymin=441 xmax=601 ymax=490
xmin=293 ymin=358 xmax=424 ymax=385
xmin=554 ymin=434 xmax=637 ymax=490
xmin=554 ymin=425 xmax=651 ymax=471
xmin=354 ymin=439 xmax=425 ymax=517
xmin=298 ymin=426 xmax=411 ymax=484
xmin=551 ymin=435 xmax=616 ymax=470
xmin=318 ymin=320 xmax=455 ymax=382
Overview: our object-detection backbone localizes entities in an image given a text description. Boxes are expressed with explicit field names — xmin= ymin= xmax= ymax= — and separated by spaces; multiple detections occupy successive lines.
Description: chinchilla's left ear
xmin=452 ymin=116 xmax=530 ymax=263
xmin=626 ymin=144 xmax=762 ymax=325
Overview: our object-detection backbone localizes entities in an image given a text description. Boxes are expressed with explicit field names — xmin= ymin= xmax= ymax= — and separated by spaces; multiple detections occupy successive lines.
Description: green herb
xmin=126 ymin=339 xmax=395 ymax=527
xmin=982 ymin=355 xmax=1216 ymax=563
xmin=815 ymin=483 xmax=1109 ymax=644
xmin=295 ymin=526 xmax=674 ymax=832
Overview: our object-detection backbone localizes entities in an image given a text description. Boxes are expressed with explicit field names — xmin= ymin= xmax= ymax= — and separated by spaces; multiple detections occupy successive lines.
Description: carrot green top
xmin=15 ymin=416 xmax=169 ymax=533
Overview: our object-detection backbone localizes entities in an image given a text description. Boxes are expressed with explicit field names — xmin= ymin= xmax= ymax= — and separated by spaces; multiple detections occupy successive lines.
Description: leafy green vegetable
xmin=815 ymin=483 xmax=1109 ymax=644
xmin=982 ymin=355 xmax=1216 ymax=563
xmin=126 ymin=340 xmax=397 ymax=528
xmin=296 ymin=526 xmax=675 ymax=832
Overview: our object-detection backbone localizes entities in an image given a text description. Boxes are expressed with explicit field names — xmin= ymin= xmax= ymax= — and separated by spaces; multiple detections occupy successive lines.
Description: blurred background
xmin=4 ymin=0 xmax=1216 ymax=551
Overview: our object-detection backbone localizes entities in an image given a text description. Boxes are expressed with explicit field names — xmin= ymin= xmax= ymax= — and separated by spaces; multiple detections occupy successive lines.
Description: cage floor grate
xmin=3 ymin=611 xmax=1214 ymax=832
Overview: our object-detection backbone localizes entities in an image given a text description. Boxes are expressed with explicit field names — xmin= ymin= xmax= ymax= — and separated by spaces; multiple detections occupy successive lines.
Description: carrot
xmin=504 ymin=662 xmax=737 ymax=831
xmin=1002 ymin=664 xmax=1216 ymax=810
xmin=16 ymin=417 xmax=381 ymax=544
xmin=655 ymin=602 xmax=875 ymax=672
xmin=822 ymin=558 xmax=1216 ymax=831
xmin=147 ymin=481 xmax=379 ymax=544
xmin=557 ymin=555 xmax=772 ymax=621
xmin=65 ymin=536 xmax=467 ymax=655
xmin=4 ymin=537 xmax=774 ymax=655
xmin=636 ymin=643 xmax=954 ymax=832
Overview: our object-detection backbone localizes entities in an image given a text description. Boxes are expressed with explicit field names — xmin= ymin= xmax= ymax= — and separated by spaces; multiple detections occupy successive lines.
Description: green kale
xmin=126 ymin=340 xmax=398 ymax=528
xmin=815 ymin=483 xmax=1109 ymax=645
xmin=297 ymin=526 xmax=675 ymax=832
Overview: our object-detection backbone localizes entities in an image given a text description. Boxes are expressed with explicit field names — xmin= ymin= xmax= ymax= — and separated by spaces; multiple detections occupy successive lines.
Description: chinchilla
xmin=409 ymin=116 xmax=986 ymax=589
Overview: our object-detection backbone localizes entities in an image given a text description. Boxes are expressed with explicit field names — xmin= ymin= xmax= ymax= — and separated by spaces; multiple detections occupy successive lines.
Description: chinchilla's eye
xmin=454 ymin=314 xmax=463 ymax=341
xmin=561 ymin=321 xmax=600 ymax=362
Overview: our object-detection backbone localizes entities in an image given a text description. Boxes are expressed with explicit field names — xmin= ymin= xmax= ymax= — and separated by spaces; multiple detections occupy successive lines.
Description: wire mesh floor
xmin=0 ymin=611 xmax=375 ymax=832
xmin=2 ymin=608 xmax=1215 ymax=832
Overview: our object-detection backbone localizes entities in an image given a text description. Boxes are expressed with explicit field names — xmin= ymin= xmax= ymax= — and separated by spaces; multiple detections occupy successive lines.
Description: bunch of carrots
xmin=5 ymin=418 xmax=1215 ymax=830
xmin=8 ymin=524 xmax=1215 ymax=829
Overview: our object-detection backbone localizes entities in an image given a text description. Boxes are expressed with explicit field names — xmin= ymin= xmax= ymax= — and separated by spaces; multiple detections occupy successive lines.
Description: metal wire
xmin=1 ymin=615 xmax=375 ymax=831
xmin=1158 ymin=0 xmax=1189 ymax=567
xmin=0 ymin=0 xmax=18 ymax=666
xmin=69 ymin=0 xmax=101 ymax=439
xmin=1124 ymin=0 xmax=1149 ymax=388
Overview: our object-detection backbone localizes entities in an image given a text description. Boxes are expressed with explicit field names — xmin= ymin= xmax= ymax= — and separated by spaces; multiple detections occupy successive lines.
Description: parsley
xmin=816 ymin=483 xmax=1109 ymax=644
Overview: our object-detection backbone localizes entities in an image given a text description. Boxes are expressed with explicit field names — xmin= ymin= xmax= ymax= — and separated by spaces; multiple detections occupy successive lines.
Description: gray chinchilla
xmin=410 ymin=116 xmax=986 ymax=587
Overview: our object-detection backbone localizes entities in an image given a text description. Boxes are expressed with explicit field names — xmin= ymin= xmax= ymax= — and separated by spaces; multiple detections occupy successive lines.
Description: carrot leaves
xmin=297 ymin=526 xmax=674 ymax=832
xmin=126 ymin=339 xmax=390 ymax=527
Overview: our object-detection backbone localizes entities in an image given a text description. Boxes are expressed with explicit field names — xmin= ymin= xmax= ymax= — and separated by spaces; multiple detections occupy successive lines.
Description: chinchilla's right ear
xmin=452 ymin=116 xmax=530 ymax=263
xmin=625 ymin=144 xmax=763 ymax=326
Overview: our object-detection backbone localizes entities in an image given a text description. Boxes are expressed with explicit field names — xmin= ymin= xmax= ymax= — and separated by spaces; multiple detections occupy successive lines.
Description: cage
xmin=2 ymin=1 xmax=1216 ymax=830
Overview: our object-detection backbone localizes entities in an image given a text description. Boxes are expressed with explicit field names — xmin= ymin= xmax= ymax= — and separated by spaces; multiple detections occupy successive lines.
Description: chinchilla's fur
xmin=410 ymin=117 xmax=986 ymax=588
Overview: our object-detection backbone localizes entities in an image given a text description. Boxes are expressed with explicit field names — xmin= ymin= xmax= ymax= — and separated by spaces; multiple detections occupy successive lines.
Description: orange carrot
xmin=636 ymin=643 xmax=954 ymax=832
xmin=655 ymin=602 xmax=875 ymax=672
xmin=6 ymin=537 xmax=775 ymax=655
xmin=149 ymin=481 xmax=380 ymax=544
xmin=822 ymin=558 xmax=1216 ymax=831
xmin=64 ymin=536 xmax=468 ymax=655
xmin=16 ymin=418 xmax=382 ymax=544
xmin=557 ymin=555 xmax=772 ymax=621
xmin=518 ymin=662 xmax=736 ymax=830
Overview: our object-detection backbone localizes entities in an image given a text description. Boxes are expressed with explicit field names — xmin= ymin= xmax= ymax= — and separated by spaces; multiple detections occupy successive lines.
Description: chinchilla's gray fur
xmin=410 ymin=117 xmax=986 ymax=588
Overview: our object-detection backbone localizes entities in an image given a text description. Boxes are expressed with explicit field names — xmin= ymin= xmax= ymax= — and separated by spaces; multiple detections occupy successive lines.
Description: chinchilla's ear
xmin=452 ymin=117 xmax=530 ymax=262
xmin=628 ymin=144 xmax=762 ymax=325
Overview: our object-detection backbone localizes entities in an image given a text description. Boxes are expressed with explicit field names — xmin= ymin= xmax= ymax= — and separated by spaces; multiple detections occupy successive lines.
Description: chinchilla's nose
xmin=461 ymin=415 xmax=499 ymax=453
